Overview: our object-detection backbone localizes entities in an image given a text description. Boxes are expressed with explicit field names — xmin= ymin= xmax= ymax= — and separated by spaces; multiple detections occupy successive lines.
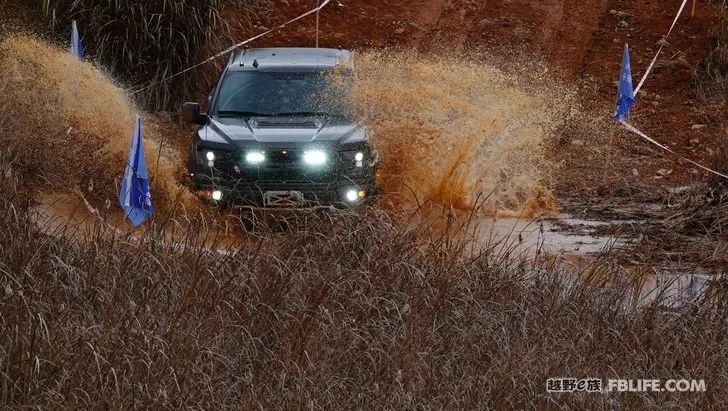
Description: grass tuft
xmin=16 ymin=0 xmax=270 ymax=109
xmin=696 ymin=4 xmax=728 ymax=99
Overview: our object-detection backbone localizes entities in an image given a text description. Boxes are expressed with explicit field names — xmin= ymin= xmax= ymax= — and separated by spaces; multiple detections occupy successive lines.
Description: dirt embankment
xmin=236 ymin=0 xmax=726 ymax=197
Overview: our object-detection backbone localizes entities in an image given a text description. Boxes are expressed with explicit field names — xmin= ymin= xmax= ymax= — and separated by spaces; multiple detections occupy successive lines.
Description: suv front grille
xmin=198 ymin=146 xmax=369 ymax=184
xmin=238 ymin=149 xmax=340 ymax=184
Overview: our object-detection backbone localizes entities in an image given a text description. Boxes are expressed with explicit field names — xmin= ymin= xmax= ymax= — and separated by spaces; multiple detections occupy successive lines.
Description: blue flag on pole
xmin=613 ymin=44 xmax=635 ymax=121
xmin=119 ymin=116 xmax=153 ymax=227
xmin=69 ymin=20 xmax=84 ymax=60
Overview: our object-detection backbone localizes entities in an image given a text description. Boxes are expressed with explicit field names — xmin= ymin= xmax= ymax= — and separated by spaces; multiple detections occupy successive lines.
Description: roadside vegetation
xmin=697 ymin=2 xmax=728 ymax=98
xmin=0 ymin=34 xmax=195 ymax=216
xmin=11 ymin=0 xmax=270 ymax=108
xmin=2 ymin=166 xmax=728 ymax=408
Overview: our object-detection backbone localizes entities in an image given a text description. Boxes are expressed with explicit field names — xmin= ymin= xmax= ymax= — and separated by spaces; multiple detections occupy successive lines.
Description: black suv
xmin=182 ymin=47 xmax=377 ymax=209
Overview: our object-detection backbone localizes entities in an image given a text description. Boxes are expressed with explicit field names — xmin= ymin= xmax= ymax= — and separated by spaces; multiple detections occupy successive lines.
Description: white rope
xmin=621 ymin=121 xmax=728 ymax=180
xmin=130 ymin=0 xmax=332 ymax=96
xmin=633 ymin=0 xmax=689 ymax=96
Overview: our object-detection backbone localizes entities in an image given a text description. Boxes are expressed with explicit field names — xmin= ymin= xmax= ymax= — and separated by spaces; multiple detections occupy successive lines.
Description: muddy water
xmin=472 ymin=215 xmax=715 ymax=306
xmin=36 ymin=190 xmax=618 ymax=258
xmin=639 ymin=272 xmax=712 ymax=308
xmin=476 ymin=215 xmax=622 ymax=256
xmin=33 ymin=192 xmax=243 ymax=253
xmin=35 ymin=191 xmax=711 ymax=306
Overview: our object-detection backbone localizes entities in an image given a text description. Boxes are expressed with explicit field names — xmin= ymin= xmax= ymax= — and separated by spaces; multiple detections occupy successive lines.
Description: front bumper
xmin=193 ymin=175 xmax=377 ymax=209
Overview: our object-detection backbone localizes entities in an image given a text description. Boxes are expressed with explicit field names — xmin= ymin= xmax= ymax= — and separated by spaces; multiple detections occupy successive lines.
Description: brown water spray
xmin=0 ymin=35 xmax=195 ymax=215
xmin=352 ymin=50 xmax=574 ymax=217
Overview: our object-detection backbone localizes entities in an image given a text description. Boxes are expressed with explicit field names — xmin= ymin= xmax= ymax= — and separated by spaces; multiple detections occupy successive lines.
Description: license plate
xmin=263 ymin=191 xmax=305 ymax=208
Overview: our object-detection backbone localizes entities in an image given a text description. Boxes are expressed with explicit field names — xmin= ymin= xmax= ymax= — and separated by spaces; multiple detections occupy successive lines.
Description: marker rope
xmin=633 ymin=0 xmax=689 ymax=96
xmin=621 ymin=121 xmax=728 ymax=180
xmin=130 ymin=0 xmax=332 ymax=95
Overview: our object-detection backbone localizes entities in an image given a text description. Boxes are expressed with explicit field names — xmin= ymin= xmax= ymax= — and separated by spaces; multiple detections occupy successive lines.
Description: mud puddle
xmin=476 ymin=215 xmax=722 ymax=306
xmin=638 ymin=271 xmax=714 ymax=308
xmin=35 ymin=191 xmax=717 ymax=307
xmin=474 ymin=214 xmax=629 ymax=257
xmin=33 ymin=192 xmax=244 ymax=253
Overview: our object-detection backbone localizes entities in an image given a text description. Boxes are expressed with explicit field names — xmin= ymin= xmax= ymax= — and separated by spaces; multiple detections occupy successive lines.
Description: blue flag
xmin=614 ymin=44 xmax=635 ymax=121
xmin=119 ymin=116 xmax=153 ymax=227
xmin=69 ymin=20 xmax=84 ymax=60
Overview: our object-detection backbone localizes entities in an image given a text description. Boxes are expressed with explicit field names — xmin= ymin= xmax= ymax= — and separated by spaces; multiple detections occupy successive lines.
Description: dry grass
xmin=696 ymin=4 xmax=728 ymax=99
xmin=661 ymin=136 xmax=728 ymax=240
xmin=14 ymin=0 xmax=270 ymax=108
xmin=1 ymin=11 xmax=727 ymax=409
xmin=612 ymin=136 xmax=728 ymax=270
xmin=2 ymin=160 xmax=728 ymax=408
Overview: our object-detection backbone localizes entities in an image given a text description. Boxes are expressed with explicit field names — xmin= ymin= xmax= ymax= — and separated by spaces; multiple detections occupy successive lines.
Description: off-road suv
xmin=182 ymin=47 xmax=377 ymax=209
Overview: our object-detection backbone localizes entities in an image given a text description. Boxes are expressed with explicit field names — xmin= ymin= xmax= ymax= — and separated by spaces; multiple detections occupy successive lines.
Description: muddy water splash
xmin=0 ymin=35 xmax=194 ymax=215
xmin=352 ymin=51 xmax=574 ymax=216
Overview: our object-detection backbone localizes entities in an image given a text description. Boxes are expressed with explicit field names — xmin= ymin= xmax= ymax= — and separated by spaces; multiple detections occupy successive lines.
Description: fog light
xmin=345 ymin=190 xmax=358 ymax=202
xmin=212 ymin=190 xmax=223 ymax=201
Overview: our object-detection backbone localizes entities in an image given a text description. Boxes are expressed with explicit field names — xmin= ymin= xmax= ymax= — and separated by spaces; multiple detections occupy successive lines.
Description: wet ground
xmin=476 ymin=214 xmax=626 ymax=256
xmin=34 ymin=191 xmax=717 ymax=307
xmin=475 ymin=213 xmax=718 ymax=307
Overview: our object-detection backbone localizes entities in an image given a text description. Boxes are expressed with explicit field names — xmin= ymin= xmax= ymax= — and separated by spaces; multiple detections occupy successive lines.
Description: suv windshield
xmin=214 ymin=71 xmax=352 ymax=117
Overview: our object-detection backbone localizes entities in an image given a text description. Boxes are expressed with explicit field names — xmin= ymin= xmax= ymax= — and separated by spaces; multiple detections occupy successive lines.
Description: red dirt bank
xmin=233 ymin=0 xmax=727 ymax=200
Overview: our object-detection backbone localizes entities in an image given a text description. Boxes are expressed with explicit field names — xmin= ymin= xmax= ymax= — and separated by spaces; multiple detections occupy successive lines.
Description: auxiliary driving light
xmin=345 ymin=189 xmax=358 ymax=202
xmin=245 ymin=151 xmax=265 ymax=164
xmin=205 ymin=151 xmax=216 ymax=167
xmin=303 ymin=150 xmax=327 ymax=166
xmin=212 ymin=190 xmax=223 ymax=201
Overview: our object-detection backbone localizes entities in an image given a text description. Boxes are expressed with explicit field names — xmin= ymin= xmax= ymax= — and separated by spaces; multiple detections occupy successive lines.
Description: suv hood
xmin=200 ymin=116 xmax=367 ymax=147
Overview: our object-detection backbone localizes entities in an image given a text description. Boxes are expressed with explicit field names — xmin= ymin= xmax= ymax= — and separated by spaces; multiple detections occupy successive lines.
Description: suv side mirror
xmin=181 ymin=102 xmax=207 ymax=125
